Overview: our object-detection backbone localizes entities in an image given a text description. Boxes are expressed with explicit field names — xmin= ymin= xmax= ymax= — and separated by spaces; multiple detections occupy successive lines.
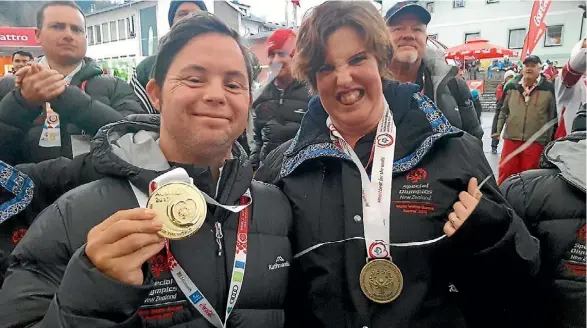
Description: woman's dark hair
xmin=294 ymin=1 xmax=392 ymax=92
xmin=153 ymin=12 xmax=254 ymax=90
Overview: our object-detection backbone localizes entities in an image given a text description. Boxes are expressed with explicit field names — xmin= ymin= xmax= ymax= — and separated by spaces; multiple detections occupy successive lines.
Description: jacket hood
xmin=90 ymin=114 xmax=252 ymax=199
xmin=278 ymin=80 xmax=460 ymax=178
xmin=541 ymin=131 xmax=586 ymax=193
xmin=422 ymin=47 xmax=457 ymax=94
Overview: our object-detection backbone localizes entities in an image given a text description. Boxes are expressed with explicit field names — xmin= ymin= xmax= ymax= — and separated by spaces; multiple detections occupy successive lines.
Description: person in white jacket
xmin=554 ymin=38 xmax=586 ymax=138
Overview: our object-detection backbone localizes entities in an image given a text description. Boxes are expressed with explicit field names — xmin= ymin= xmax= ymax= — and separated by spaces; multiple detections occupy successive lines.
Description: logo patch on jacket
xmin=563 ymin=224 xmax=586 ymax=277
xmin=268 ymin=255 xmax=290 ymax=270
xmin=393 ymin=168 xmax=436 ymax=215
xmin=138 ymin=252 xmax=187 ymax=321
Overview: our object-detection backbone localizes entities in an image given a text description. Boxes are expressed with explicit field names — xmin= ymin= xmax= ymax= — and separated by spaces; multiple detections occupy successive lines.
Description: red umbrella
xmin=445 ymin=39 xmax=519 ymax=60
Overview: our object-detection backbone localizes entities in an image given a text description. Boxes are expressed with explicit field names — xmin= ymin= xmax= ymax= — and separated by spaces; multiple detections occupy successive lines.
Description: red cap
xmin=266 ymin=29 xmax=296 ymax=56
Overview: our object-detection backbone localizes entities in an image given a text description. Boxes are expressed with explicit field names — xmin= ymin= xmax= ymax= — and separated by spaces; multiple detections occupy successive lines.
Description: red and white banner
xmin=521 ymin=0 xmax=552 ymax=61
xmin=0 ymin=27 xmax=39 ymax=47
xmin=466 ymin=79 xmax=485 ymax=94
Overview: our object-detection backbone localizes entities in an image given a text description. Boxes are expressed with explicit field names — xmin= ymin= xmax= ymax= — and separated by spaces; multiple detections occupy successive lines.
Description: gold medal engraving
xmin=147 ymin=182 xmax=207 ymax=240
xmin=359 ymin=259 xmax=403 ymax=303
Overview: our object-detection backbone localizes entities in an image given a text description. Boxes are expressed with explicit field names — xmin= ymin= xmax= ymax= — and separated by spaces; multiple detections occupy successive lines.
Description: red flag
xmin=291 ymin=0 xmax=300 ymax=7
xmin=521 ymin=0 xmax=552 ymax=61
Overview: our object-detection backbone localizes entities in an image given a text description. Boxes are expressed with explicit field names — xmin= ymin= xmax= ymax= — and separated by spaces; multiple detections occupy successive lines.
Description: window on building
xmin=428 ymin=34 xmax=438 ymax=40
xmin=464 ymin=32 xmax=480 ymax=42
xmin=127 ymin=15 xmax=136 ymax=38
xmin=102 ymin=23 xmax=109 ymax=43
xmin=425 ymin=2 xmax=434 ymax=12
xmin=110 ymin=21 xmax=117 ymax=41
xmin=87 ymin=26 xmax=94 ymax=45
xmin=486 ymin=0 xmax=499 ymax=3
xmin=508 ymin=28 xmax=525 ymax=49
xmin=118 ymin=19 xmax=127 ymax=40
xmin=544 ymin=25 xmax=563 ymax=47
xmin=95 ymin=24 xmax=102 ymax=44
xmin=453 ymin=0 xmax=465 ymax=8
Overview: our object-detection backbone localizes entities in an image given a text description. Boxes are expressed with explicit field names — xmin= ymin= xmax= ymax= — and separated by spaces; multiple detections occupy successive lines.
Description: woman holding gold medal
xmin=257 ymin=1 xmax=540 ymax=327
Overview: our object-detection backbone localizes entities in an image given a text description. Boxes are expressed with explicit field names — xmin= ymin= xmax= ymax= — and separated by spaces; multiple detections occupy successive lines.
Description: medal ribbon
xmin=130 ymin=168 xmax=251 ymax=328
xmin=326 ymin=99 xmax=396 ymax=261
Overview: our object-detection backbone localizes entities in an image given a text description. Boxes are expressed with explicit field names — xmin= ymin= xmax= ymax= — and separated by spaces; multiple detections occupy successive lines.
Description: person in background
xmin=10 ymin=51 xmax=33 ymax=74
xmin=131 ymin=0 xmax=208 ymax=114
xmin=501 ymin=55 xmax=514 ymax=71
xmin=553 ymin=38 xmax=586 ymax=139
xmin=0 ymin=13 xmax=292 ymax=327
xmin=257 ymin=2 xmax=539 ymax=327
xmin=0 ymin=1 xmax=143 ymax=165
xmin=544 ymin=59 xmax=559 ymax=78
xmin=493 ymin=55 xmax=557 ymax=185
xmin=501 ymin=108 xmax=586 ymax=328
xmin=491 ymin=70 xmax=516 ymax=153
xmin=385 ymin=2 xmax=483 ymax=140
xmin=487 ymin=59 xmax=502 ymax=79
xmin=249 ymin=29 xmax=310 ymax=169
xmin=471 ymin=89 xmax=482 ymax=121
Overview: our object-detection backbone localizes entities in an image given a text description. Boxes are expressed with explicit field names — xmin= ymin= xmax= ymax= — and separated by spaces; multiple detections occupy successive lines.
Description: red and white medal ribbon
xmin=130 ymin=168 xmax=251 ymax=328
xmin=327 ymin=100 xmax=396 ymax=261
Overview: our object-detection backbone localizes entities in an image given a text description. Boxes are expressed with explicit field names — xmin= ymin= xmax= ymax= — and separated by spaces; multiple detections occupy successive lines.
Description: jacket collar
xmin=90 ymin=114 xmax=252 ymax=204
xmin=0 ymin=161 xmax=34 ymax=223
xmin=278 ymin=80 xmax=459 ymax=179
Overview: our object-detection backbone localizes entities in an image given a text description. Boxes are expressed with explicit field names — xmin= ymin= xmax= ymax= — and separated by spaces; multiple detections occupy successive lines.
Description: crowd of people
xmin=0 ymin=1 xmax=584 ymax=328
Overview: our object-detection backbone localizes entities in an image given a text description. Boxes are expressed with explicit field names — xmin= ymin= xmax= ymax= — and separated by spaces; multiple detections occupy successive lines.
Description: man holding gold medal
xmin=0 ymin=13 xmax=292 ymax=328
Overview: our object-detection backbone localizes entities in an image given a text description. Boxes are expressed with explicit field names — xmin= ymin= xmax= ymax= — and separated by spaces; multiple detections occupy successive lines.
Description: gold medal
xmin=359 ymin=259 xmax=403 ymax=303
xmin=147 ymin=182 xmax=207 ymax=240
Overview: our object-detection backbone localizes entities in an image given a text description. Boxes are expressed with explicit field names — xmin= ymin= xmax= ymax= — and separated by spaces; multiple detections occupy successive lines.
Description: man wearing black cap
xmin=131 ymin=0 xmax=207 ymax=114
xmin=493 ymin=54 xmax=557 ymax=184
xmin=385 ymin=2 xmax=483 ymax=140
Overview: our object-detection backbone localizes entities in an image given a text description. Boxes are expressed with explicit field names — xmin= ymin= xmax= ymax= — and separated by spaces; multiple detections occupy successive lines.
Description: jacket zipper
xmin=215 ymin=221 xmax=224 ymax=256
xmin=279 ymin=89 xmax=284 ymax=105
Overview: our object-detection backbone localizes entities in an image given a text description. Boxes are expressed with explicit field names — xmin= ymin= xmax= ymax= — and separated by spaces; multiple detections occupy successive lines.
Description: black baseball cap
xmin=385 ymin=2 xmax=431 ymax=25
xmin=523 ymin=55 xmax=542 ymax=65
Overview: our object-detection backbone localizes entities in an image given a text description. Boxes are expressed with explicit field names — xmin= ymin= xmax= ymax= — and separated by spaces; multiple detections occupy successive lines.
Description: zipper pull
xmin=279 ymin=90 xmax=284 ymax=105
xmin=215 ymin=222 xmax=223 ymax=256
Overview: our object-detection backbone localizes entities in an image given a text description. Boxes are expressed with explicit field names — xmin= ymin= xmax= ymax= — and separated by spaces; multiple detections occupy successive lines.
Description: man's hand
xmin=19 ymin=63 xmax=67 ymax=106
xmin=491 ymin=133 xmax=500 ymax=140
xmin=86 ymin=208 xmax=165 ymax=286
xmin=444 ymin=178 xmax=483 ymax=237
xmin=14 ymin=64 xmax=32 ymax=88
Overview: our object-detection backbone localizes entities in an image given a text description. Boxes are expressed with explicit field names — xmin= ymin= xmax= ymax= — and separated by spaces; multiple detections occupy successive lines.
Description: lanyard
xmin=327 ymin=99 xmax=396 ymax=260
xmin=130 ymin=168 xmax=251 ymax=328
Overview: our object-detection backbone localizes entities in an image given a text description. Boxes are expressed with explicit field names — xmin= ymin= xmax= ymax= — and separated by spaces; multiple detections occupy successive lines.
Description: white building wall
xmin=382 ymin=0 xmax=586 ymax=63
xmin=85 ymin=1 xmax=157 ymax=62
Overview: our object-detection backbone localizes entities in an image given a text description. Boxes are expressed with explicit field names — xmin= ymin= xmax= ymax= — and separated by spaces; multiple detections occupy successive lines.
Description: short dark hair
xmin=12 ymin=51 xmax=34 ymax=61
xmin=153 ymin=12 xmax=254 ymax=91
xmin=36 ymin=1 xmax=86 ymax=29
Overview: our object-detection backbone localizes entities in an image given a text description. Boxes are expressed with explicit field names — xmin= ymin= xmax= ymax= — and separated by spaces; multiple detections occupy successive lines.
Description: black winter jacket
xmin=0 ymin=57 xmax=144 ymax=165
xmin=250 ymin=80 xmax=310 ymax=167
xmin=0 ymin=154 xmax=102 ymax=285
xmin=501 ymin=130 xmax=586 ymax=328
xmin=0 ymin=116 xmax=293 ymax=328
xmin=257 ymin=81 xmax=539 ymax=328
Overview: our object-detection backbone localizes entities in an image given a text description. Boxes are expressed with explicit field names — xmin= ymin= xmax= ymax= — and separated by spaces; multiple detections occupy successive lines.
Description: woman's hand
xmin=444 ymin=178 xmax=483 ymax=237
